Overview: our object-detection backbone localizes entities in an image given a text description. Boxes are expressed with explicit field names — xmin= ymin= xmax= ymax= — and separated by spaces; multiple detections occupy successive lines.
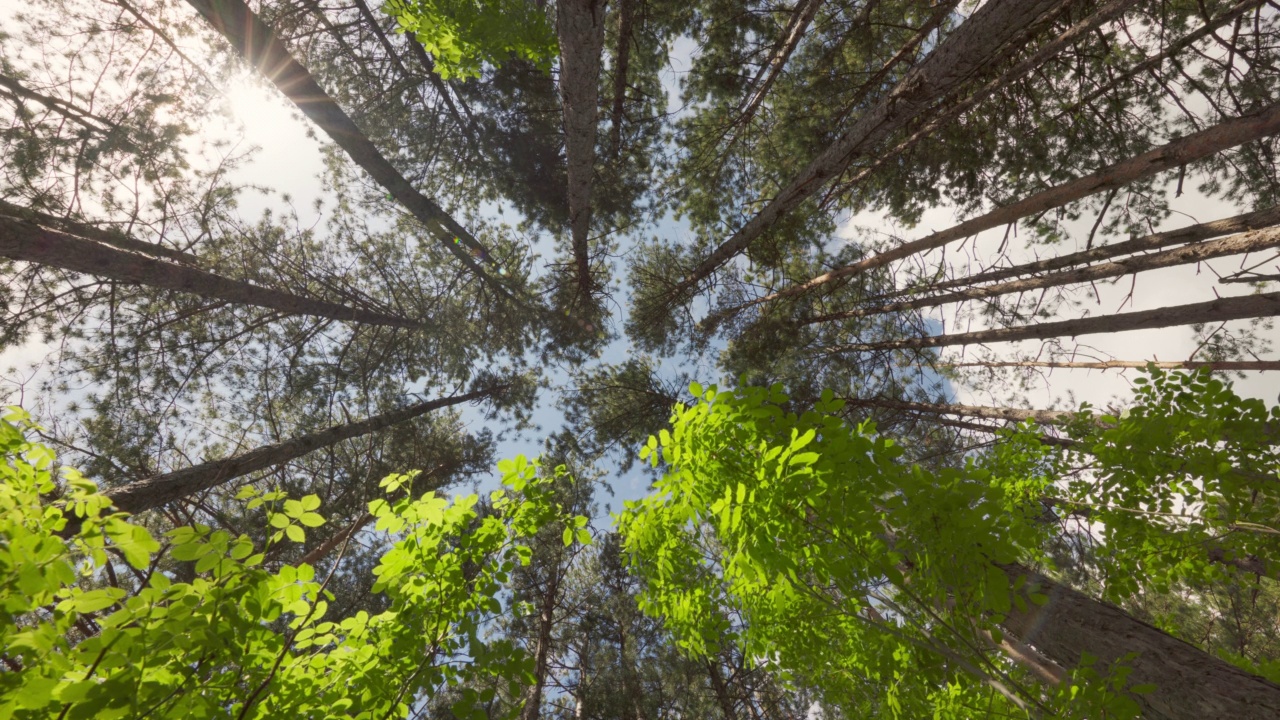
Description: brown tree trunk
xmin=183 ymin=0 xmax=509 ymax=298
xmin=102 ymin=386 xmax=501 ymax=514
xmin=759 ymin=103 xmax=1280 ymax=306
xmin=823 ymin=290 xmax=1280 ymax=352
xmin=821 ymin=0 xmax=1140 ymax=203
xmin=914 ymin=204 xmax=1280 ymax=297
xmin=520 ymin=570 xmax=562 ymax=720
xmin=845 ymin=396 xmax=1078 ymax=425
xmin=298 ymin=512 xmax=373 ymax=566
xmin=705 ymin=658 xmax=740 ymax=720
xmin=663 ymin=0 xmax=1068 ymax=302
xmin=608 ymin=0 xmax=635 ymax=158
xmin=999 ymin=563 xmax=1280 ymax=719
xmin=947 ymin=359 xmax=1280 ymax=371
xmin=1046 ymin=0 xmax=1263 ymax=130
xmin=0 ymin=211 xmax=422 ymax=329
xmin=731 ymin=0 xmax=823 ymax=137
xmin=557 ymin=0 xmax=609 ymax=301
xmin=805 ymin=225 xmax=1280 ymax=323
xmin=0 ymin=73 xmax=120 ymax=136
xmin=0 ymin=199 xmax=200 ymax=264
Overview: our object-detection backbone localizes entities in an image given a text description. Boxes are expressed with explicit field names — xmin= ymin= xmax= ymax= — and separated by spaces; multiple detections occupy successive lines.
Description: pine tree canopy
xmin=2 ymin=0 xmax=1280 ymax=717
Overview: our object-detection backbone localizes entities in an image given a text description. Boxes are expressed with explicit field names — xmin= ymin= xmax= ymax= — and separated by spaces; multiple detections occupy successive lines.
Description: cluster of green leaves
xmin=616 ymin=382 xmax=1062 ymax=717
xmin=0 ymin=409 xmax=587 ymax=719
xmin=615 ymin=372 xmax=1280 ymax=718
xmin=384 ymin=0 xmax=558 ymax=79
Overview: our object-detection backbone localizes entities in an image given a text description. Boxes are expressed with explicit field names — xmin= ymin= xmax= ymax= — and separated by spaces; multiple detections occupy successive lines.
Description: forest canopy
xmin=2 ymin=0 xmax=1280 ymax=718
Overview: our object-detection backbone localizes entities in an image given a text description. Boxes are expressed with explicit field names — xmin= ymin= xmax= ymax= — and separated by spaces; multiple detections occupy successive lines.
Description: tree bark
xmin=0 ymin=211 xmax=422 ymax=329
xmin=0 ymin=199 xmax=200 ymax=264
xmin=1045 ymin=0 xmax=1263 ymax=130
xmin=804 ymin=226 xmax=1280 ymax=323
xmin=705 ymin=658 xmax=740 ymax=720
xmin=519 ymin=569 xmax=563 ymax=720
xmin=909 ymin=204 xmax=1280 ymax=297
xmin=102 ymin=386 xmax=500 ymax=514
xmin=999 ymin=563 xmax=1280 ymax=720
xmin=844 ymin=396 xmax=1079 ymax=425
xmin=608 ymin=0 xmax=635 ymax=158
xmin=183 ymin=0 xmax=510 ymax=298
xmin=820 ymin=0 xmax=1140 ymax=204
xmin=557 ymin=0 xmax=609 ymax=300
xmin=947 ymin=359 xmax=1280 ymax=371
xmin=759 ymin=103 xmax=1280 ymax=306
xmin=822 ymin=290 xmax=1280 ymax=352
xmin=0 ymin=73 xmax=120 ymax=136
xmin=662 ymin=0 xmax=1068 ymax=303
xmin=731 ymin=0 xmax=823 ymax=140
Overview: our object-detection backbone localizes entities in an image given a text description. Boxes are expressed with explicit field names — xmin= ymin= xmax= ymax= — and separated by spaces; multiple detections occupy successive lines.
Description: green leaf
xmin=562 ymin=527 xmax=574 ymax=547
xmin=286 ymin=525 xmax=306 ymax=543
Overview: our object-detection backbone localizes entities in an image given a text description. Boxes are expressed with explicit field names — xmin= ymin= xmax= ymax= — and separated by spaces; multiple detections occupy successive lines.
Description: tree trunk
xmin=947 ymin=359 xmax=1280 ymax=371
xmin=759 ymin=103 xmax=1280 ymax=306
xmin=102 ymin=386 xmax=500 ymax=514
xmin=0 ymin=211 xmax=422 ymax=329
xmin=913 ymin=204 xmax=1280 ymax=297
xmin=519 ymin=570 xmax=562 ymax=720
xmin=0 ymin=73 xmax=120 ymax=137
xmin=183 ymin=0 xmax=510 ymax=298
xmin=608 ymin=0 xmax=635 ymax=158
xmin=845 ymin=396 xmax=1079 ymax=425
xmin=298 ymin=512 xmax=373 ymax=566
xmin=823 ymin=290 xmax=1280 ymax=352
xmin=1045 ymin=0 xmax=1263 ymax=130
xmin=804 ymin=225 xmax=1280 ymax=323
xmin=663 ymin=0 xmax=1068 ymax=302
xmin=731 ymin=0 xmax=823 ymax=138
xmin=0 ymin=198 xmax=200 ymax=264
xmin=999 ymin=563 xmax=1280 ymax=719
xmin=705 ymin=658 xmax=740 ymax=720
xmin=821 ymin=0 xmax=1140 ymax=203
xmin=557 ymin=0 xmax=609 ymax=300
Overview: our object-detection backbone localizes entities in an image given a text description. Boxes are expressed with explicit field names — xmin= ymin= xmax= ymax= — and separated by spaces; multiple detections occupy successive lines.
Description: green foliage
xmin=617 ymin=374 xmax=1280 ymax=718
xmin=0 ymin=409 xmax=587 ymax=719
xmin=384 ymin=0 xmax=558 ymax=79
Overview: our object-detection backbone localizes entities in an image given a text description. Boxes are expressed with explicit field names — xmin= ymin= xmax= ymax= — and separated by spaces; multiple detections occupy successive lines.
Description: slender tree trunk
xmin=662 ymin=0 xmax=1067 ymax=303
xmin=557 ymin=0 xmax=609 ymax=300
xmin=732 ymin=0 xmax=823 ymax=136
xmin=849 ymin=389 xmax=1280 ymax=445
xmin=1 ymin=211 xmax=422 ymax=328
xmin=520 ymin=570 xmax=563 ymax=720
xmin=912 ymin=204 xmax=1280 ymax=297
xmin=998 ymin=563 xmax=1280 ymax=720
xmin=617 ymin=625 xmax=647 ymax=720
xmin=805 ymin=226 xmax=1280 ymax=323
xmin=404 ymin=35 xmax=476 ymax=145
xmin=608 ymin=0 xmax=635 ymax=158
xmin=821 ymin=0 xmax=1140 ymax=205
xmin=845 ymin=396 xmax=1078 ymax=425
xmin=947 ymin=359 xmax=1280 ymax=371
xmin=705 ymin=658 xmax=740 ymax=720
xmin=0 ymin=199 xmax=200 ymax=264
xmin=758 ymin=103 xmax=1280 ymax=307
xmin=823 ymin=290 xmax=1280 ymax=352
xmin=1046 ymin=0 xmax=1263 ymax=130
xmin=183 ymin=0 xmax=510 ymax=298
xmin=0 ymin=73 xmax=119 ymax=136
xmin=298 ymin=512 xmax=373 ymax=566
xmin=102 ymin=386 xmax=500 ymax=514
